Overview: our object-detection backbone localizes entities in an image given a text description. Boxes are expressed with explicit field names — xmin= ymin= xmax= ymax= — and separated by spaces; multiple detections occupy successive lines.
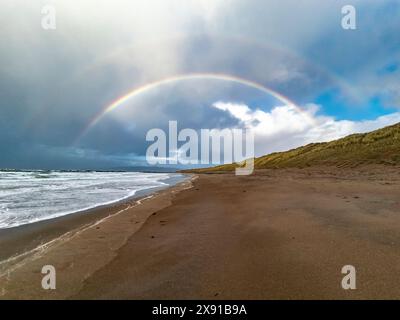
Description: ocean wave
xmin=0 ymin=171 xmax=183 ymax=229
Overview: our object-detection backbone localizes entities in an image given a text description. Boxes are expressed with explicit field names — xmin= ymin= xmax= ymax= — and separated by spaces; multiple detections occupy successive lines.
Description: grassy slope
xmin=185 ymin=122 xmax=400 ymax=172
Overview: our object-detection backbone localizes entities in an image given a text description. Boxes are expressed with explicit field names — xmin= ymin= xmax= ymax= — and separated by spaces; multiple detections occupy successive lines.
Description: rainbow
xmin=75 ymin=73 xmax=312 ymax=143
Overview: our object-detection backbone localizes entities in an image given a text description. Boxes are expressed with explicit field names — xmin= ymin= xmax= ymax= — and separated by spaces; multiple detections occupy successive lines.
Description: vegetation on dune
xmin=185 ymin=122 xmax=400 ymax=172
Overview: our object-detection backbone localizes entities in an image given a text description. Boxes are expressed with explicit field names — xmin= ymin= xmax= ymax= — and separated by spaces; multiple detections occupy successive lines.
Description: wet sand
xmin=1 ymin=167 xmax=400 ymax=299
xmin=0 ymin=177 xmax=195 ymax=299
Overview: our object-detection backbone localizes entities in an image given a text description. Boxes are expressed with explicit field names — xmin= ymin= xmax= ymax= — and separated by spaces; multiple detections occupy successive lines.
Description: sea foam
xmin=0 ymin=170 xmax=182 ymax=229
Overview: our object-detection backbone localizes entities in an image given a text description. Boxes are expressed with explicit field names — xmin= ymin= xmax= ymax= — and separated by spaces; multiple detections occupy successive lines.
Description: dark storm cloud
xmin=0 ymin=0 xmax=399 ymax=169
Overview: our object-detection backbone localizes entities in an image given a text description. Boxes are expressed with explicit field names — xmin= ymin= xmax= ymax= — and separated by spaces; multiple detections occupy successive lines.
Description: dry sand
xmin=1 ymin=167 xmax=400 ymax=299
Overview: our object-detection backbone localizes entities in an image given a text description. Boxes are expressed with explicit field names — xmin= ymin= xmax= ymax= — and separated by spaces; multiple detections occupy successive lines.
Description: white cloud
xmin=213 ymin=101 xmax=400 ymax=157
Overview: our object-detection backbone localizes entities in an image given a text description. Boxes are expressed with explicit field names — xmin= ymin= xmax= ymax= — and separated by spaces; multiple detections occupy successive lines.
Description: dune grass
xmin=185 ymin=122 xmax=400 ymax=173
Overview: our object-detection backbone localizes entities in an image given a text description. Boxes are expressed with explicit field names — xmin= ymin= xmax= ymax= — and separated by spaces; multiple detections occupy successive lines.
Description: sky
xmin=0 ymin=0 xmax=399 ymax=169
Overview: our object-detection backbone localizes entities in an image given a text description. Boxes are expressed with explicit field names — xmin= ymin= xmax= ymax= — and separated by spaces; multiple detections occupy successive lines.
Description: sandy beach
xmin=1 ymin=167 xmax=400 ymax=299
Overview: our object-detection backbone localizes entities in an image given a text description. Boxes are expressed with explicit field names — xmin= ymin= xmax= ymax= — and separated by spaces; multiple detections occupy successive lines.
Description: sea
xmin=0 ymin=170 xmax=186 ymax=229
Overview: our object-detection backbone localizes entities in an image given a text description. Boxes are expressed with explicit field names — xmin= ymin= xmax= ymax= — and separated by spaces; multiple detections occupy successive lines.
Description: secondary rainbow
xmin=76 ymin=73 xmax=310 ymax=143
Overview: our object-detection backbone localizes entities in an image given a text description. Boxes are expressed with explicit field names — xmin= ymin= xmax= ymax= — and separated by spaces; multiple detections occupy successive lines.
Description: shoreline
xmin=2 ymin=166 xmax=400 ymax=299
xmin=0 ymin=173 xmax=189 ymax=263
xmin=0 ymin=174 xmax=196 ymax=299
